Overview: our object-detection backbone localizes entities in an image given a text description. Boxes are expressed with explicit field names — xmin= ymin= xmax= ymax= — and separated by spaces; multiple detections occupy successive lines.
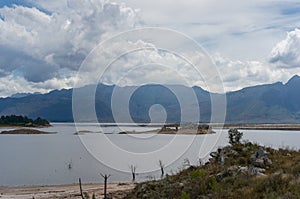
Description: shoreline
xmin=221 ymin=124 xmax=300 ymax=131
xmin=120 ymin=128 xmax=215 ymax=135
xmin=0 ymin=129 xmax=56 ymax=135
xmin=0 ymin=125 xmax=50 ymax=129
xmin=0 ymin=182 xmax=136 ymax=199
xmin=120 ymin=124 xmax=300 ymax=134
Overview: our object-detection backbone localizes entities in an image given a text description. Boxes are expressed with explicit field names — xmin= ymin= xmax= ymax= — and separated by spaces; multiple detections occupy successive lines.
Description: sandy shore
xmin=0 ymin=125 xmax=50 ymax=129
xmin=0 ymin=129 xmax=56 ymax=135
xmin=0 ymin=182 xmax=136 ymax=199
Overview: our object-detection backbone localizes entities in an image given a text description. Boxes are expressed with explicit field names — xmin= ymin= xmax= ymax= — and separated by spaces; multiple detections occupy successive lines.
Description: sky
xmin=0 ymin=0 xmax=300 ymax=97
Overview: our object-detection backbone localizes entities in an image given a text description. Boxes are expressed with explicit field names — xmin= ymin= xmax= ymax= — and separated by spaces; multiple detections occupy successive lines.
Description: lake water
xmin=0 ymin=123 xmax=300 ymax=186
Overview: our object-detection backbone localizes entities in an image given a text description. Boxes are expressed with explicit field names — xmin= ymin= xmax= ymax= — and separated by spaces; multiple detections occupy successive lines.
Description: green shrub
xmin=238 ymin=157 xmax=247 ymax=165
xmin=181 ymin=191 xmax=190 ymax=199
xmin=189 ymin=169 xmax=206 ymax=179
xmin=207 ymin=176 xmax=218 ymax=190
xmin=291 ymin=164 xmax=300 ymax=176
xmin=228 ymin=128 xmax=243 ymax=145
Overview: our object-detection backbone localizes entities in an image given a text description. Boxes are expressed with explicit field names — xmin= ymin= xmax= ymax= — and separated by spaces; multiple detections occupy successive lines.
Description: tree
xmin=33 ymin=117 xmax=50 ymax=126
xmin=0 ymin=115 xmax=49 ymax=127
xmin=228 ymin=128 xmax=243 ymax=145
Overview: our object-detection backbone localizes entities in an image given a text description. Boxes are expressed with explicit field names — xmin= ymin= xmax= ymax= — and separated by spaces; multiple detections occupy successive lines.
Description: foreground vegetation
xmin=0 ymin=115 xmax=50 ymax=127
xmin=125 ymin=129 xmax=300 ymax=199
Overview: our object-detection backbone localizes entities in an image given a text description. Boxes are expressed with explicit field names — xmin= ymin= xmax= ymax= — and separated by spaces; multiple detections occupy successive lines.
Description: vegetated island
xmin=125 ymin=129 xmax=300 ymax=198
xmin=119 ymin=123 xmax=216 ymax=135
xmin=0 ymin=115 xmax=51 ymax=128
xmin=74 ymin=130 xmax=103 ymax=135
xmin=0 ymin=115 xmax=53 ymax=134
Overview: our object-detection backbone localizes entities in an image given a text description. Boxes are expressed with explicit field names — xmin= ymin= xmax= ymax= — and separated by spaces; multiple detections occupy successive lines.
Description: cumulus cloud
xmin=213 ymin=54 xmax=296 ymax=91
xmin=0 ymin=0 xmax=299 ymax=97
xmin=270 ymin=28 xmax=300 ymax=68
xmin=114 ymin=0 xmax=300 ymax=61
xmin=70 ymin=31 xmax=225 ymax=93
xmin=0 ymin=74 xmax=77 ymax=97
xmin=0 ymin=0 xmax=141 ymax=84
xmin=72 ymin=38 xmax=202 ymax=88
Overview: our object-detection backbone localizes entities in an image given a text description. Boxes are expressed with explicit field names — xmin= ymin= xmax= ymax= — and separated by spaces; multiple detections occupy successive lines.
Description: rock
xmin=210 ymin=149 xmax=226 ymax=165
xmin=248 ymin=166 xmax=266 ymax=176
xmin=264 ymin=158 xmax=272 ymax=166
xmin=227 ymin=166 xmax=238 ymax=171
xmin=179 ymin=183 xmax=184 ymax=188
xmin=253 ymin=158 xmax=265 ymax=167
xmin=250 ymin=147 xmax=272 ymax=168
xmin=230 ymin=150 xmax=238 ymax=156
xmin=210 ymin=151 xmax=218 ymax=158
xmin=216 ymin=173 xmax=223 ymax=182
xmin=238 ymin=166 xmax=248 ymax=175
xmin=256 ymin=147 xmax=269 ymax=158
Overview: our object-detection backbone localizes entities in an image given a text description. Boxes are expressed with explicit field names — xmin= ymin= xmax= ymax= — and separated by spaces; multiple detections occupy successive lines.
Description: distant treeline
xmin=0 ymin=115 xmax=50 ymax=127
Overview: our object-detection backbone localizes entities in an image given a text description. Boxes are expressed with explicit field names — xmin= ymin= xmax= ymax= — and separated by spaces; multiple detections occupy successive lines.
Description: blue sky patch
xmin=0 ymin=0 xmax=32 ymax=8
xmin=282 ymin=7 xmax=300 ymax=15
xmin=279 ymin=3 xmax=300 ymax=15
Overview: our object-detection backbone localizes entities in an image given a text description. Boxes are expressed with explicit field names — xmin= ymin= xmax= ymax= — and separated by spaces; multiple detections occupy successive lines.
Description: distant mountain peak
xmin=10 ymin=92 xmax=41 ymax=98
xmin=286 ymin=75 xmax=300 ymax=85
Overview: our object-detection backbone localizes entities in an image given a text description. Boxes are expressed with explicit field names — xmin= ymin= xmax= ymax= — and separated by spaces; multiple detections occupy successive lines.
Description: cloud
xmin=70 ymin=33 xmax=226 ymax=93
xmin=0 ymin=74 xmax=77 ymax=97
xmin=0 ymin=0 xmax=141 ymax=83
xmin=113 ymin=0 xmax=300 ymax=59
xmin=213 ymin=54 xmax=296 ymax=91
xmin=0 ymin=0 xmax=300 ymax=96
xmin=270 ymin=28 xmax=300 ymax=68
xmin=72 ymin=38 xmax=202 ymax=88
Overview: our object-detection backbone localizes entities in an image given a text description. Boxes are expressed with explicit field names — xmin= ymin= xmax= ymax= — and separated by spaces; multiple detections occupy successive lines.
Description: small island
xmin=0 ymin=115 xmax=51 ymax=127
xmin=0 ymin=129 xmax=56 ymax=135
xmin=119 ymin=123 xmax=216 ymax=135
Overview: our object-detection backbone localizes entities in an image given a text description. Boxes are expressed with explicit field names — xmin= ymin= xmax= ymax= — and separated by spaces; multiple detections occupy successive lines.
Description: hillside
xmin=0 ymin=75 xmax=299 ymax=123
xmin=125 ymin=134 xmax=300 ymax=198
xmin=226 ymin=75 xmax=300 ymax=123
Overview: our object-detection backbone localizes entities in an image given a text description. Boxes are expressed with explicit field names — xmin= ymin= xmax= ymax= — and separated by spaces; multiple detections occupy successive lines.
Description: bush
xmin=181 ymin=191 xmax=190 ymax=199
xmin=228 ymin=128 xmax=243 ymax=145
xmin=238 ymin=157 xmax=247 ymax=165
xmin=189 ymin=169 xmax=206 ymax=179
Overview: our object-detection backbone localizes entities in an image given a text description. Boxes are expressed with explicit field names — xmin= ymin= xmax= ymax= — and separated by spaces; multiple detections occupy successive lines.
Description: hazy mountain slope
xmin=226 ymin=75 xmax=300 ymax=123
xmin=0 ymin=75 xmax=299 ymax=123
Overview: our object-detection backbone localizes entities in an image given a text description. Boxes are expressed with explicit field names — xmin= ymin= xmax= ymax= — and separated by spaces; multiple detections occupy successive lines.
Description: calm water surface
xmin=0 ymin=123 xmax=299 ymax=186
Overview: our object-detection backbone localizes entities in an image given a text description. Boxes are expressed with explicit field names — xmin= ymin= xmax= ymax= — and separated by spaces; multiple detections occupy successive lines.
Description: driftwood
xmin=159 ymin=160 xmax=164 ymax=178
xmin=130 ymin=165 xmax=136 ymax=182
xmin=79 ymin=178 xmax=84 ymax=199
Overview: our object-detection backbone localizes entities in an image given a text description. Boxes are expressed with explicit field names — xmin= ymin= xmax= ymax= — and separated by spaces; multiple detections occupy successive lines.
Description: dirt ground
xmin=0 ymin=182 xmax=136 ymax=199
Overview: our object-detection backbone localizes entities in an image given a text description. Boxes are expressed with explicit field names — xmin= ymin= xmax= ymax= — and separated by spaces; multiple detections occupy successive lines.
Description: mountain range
xmin=1 ymin=75 xmax=300 ymax=124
